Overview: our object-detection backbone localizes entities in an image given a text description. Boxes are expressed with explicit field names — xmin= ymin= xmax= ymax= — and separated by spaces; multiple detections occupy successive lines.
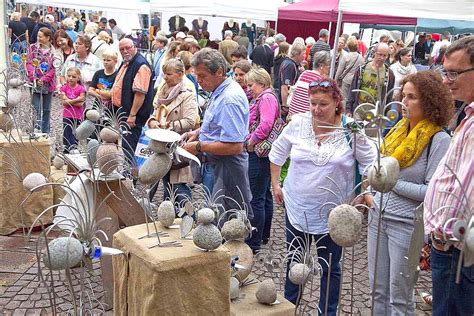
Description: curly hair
xmin=399 ymin=71 xmax=454 ymax=126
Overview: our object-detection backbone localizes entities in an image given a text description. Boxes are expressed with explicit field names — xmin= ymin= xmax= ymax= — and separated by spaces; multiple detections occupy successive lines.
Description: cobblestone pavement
xmin=0 ymin=93 xmax=433 ymax=314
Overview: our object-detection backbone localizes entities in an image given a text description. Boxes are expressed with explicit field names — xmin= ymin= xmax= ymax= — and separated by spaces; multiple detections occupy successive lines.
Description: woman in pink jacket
xmin=26 ymin=27 xmax=56 ymax=133
xmin=244 ymin=67 xmax=280 ymax=253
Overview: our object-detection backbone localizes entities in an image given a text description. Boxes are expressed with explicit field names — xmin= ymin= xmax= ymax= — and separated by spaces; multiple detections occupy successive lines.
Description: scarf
xmin=158 ymin=80 xmax=184 ymax=106
xmin=381 ymin=118 xmax=442 ymax=169
xmin=392 ymin=61 xmax=413 ymax=76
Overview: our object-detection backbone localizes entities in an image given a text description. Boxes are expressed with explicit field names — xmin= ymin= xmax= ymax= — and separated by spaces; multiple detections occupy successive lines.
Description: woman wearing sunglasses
xmin=269 ymin=79 xmax=376 ymax=314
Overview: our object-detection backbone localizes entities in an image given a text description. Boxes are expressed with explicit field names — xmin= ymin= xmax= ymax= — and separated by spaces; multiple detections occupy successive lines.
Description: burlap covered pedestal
xmin=113 ymin=221 xmax=231 ymax=315
xmin=0 ymin=133 xmax=54 ymax=235
xmin=230 ymin=280 xmax=294 ymax=316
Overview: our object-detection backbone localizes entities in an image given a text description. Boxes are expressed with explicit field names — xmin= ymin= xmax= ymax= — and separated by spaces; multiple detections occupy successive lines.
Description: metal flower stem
xmin=370 ymin=114 xmax=386 ymax=316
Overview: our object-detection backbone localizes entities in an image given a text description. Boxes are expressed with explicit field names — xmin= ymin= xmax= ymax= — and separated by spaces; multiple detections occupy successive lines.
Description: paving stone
xmin=30 ymin=293 xmax=42 ymax=301
xmin=12 ymin=309 xmax=27 ymax=316
xmin=18 ymin=288 xmax=34 ymax=295
xmin=4 ymin=300 xmax=21 ymax=310
xmin=15 ymin=294 xmax=29 ymax=301
xmin=1 ymin=291 xmax=17 ymax=298
xmin=34 ymin=300 xmax=51 ymax=308
xmin=19 ymin=300 xmax=35 ymax=309
xmin=5 ymin=285 xmax=22 ymax=293
xmin=0 ymin=297 xmax=11 ymax=306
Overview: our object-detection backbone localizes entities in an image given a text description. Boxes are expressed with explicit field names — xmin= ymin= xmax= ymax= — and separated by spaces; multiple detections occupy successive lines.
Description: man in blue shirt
xmin=152 ymin=36 xmax=168 ymax=85
xmin=183 ymin=48 xmax=253 ymax=219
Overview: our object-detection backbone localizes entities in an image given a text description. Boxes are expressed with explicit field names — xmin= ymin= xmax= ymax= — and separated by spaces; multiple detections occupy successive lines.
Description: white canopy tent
xmin=151 ymin=0 xmax=285 ymax=21
xmin=18 ymin=0 xmax=150 ymax=14
xmin=338 ymin=0 xmax=474 ymax=22
xmin=327 ymin=0 xmax=474 ymax=77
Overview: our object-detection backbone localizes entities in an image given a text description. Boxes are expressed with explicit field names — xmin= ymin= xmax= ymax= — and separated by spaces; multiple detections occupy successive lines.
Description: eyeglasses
xmin=309 ymin=80 xmax=334 ymax=89
xmin=119 ymin=45 xmax=135 ymax=52
xmin=440 ymin=67 xmax=474 ymax=81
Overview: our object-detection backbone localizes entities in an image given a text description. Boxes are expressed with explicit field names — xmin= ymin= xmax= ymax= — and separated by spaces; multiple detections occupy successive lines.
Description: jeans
xmin=148 ymin=171 xmax=192 ymax=209
xmin=63 ymin=118 xmax=81 ymax=153
xmin=201 ymin=161 xmax=215 ymax=196
xmin=367 ymin=211 xmax=416 ymax=315
xmin=32 ymin=92 xmax=53 ymax=133
xmin=246 ymin=152 xmax=273 ymax=251
xmin=122 ymin=124 xmax=142 ymax=166
xmin=285 ymin=215 xmax=342 ymax=315
xmin=431 ymin=245 xmax=474 ymax=316
xmin=11 ymin=40 xmax=28 ymax=54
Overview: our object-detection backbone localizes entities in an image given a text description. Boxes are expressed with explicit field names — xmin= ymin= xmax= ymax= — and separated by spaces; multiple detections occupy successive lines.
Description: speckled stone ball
xmin=230 ymin=277 xmax=240 ymax=300
xmin=42 ymin=237 xmax=83 ymax=270
xmin=138 ymin=153 xmax=172 ymax=185
xmin=197 ymin=208 xmax=215 ymax=225
xmin=193 ymin=224 xmax=222 ymax=251
xmin=148 ymin=139 xmax=171 ymax=154
xmin=157 ymin=200 xmax=175 ymax=227
xmin=368 ymin=156 xmax=400 ymax=193
xmin=328 ymin=204 xmax=363 ymax=247
xmin=22 ymin=172 xmax=47 ymax=191
xmin=87 ymin=139 xmax=100 ymax=165
xmin=75 ymin=120 xmax=96 ymax=140
xmin=223 ymin=240 xmax=254 ymax=281
xmin=256 ymin=279 xmax=277 ymax=305
xmin=288 ymin=263 xmax=311 ymax=285
xmin=85 ymin=109 xmax=99 ymax=122
xmin=52 ymin=155 xmax=64 ymax=170
xmin=221 ymin=218 xmax=249 ymax=241
xmin=99 ymin=127 xmax=119 ymax=143
xmin=96 ymin=144 xmax=124 ymax=175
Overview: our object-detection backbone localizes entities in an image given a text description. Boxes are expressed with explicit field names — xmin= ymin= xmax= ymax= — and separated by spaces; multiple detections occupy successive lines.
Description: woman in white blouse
xmin=269 ymin=79 xmax=376 ymax=315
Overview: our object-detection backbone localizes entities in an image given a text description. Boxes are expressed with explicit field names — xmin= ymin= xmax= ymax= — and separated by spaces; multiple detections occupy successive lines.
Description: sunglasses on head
xmin=309 ymin=80 xmax=334 ymax=89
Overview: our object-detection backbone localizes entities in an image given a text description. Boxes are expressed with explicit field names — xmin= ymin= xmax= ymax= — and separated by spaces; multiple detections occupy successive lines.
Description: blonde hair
xmin=97 ymin=31 xmax=111 ymax=42
xmin=62 ymin=17 xmax=75 ymax=30
xmin=162 ymin=58 xmax=185 ymax=74
xmin=245 ymin=67 xmax=272 ymax=89
xmin=11 ymin=12 xmax=21 ymax=21
xmin=102 ymin=48 xmax=118 ymax=61
xmin=66 ymin=67 xmax=82 ymax=84
xmin=176 ymin=51 xmax=193 ymax=70
xmin=84 ymin=22 xmax=98 ymax=35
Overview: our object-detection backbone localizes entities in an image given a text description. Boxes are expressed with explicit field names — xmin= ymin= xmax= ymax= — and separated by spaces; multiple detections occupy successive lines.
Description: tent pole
xmin=330 ymin=10 xmax=343 ymax=79
xmin=328 ymin=21 xmax=332 ymax=42
xmin=412 ymin=25 xmax=418 ymax=62
xmin=275 ymin=19 xmax=278 ymax=33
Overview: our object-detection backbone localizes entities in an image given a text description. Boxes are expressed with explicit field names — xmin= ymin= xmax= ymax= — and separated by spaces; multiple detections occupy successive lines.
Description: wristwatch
xmin=195 ymin=141 xmax=202 ymax=153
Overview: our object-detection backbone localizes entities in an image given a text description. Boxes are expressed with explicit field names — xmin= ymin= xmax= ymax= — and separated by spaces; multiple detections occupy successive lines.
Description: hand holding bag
xmin=249 ymin=92 xmax=286 ymax=158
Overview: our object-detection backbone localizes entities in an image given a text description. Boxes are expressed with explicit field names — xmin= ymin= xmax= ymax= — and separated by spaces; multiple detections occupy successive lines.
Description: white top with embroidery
xmin=269 ymin=112 xmax=376 ymax=234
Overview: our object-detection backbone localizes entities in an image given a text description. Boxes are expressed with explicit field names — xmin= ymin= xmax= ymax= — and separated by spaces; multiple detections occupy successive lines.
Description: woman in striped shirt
xmin=287 ymin=51 xmax=330 ymax=118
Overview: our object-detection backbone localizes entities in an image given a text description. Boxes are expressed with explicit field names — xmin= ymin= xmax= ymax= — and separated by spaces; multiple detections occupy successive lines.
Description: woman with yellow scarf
xmin=368 ymin=71 xmax=454 ymax=315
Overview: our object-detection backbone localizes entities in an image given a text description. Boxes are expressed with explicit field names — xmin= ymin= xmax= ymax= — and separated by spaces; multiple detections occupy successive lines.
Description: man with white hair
xmin=309 ymin=29 xmax=331 ymax=69
xmin=111 ymin=38 xmax=154 ymax=163
xmin=218 ymin=30 xmax=239 ymax=67
xmin=250 ymin=35 xmax=274 ymax=75
xmin=30 ymin=14 xmax=56 ymax=43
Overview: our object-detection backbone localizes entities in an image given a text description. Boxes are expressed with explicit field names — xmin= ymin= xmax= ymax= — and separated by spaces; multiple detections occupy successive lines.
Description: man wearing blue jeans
xmin=183 ymin=48 xmax=253 ymax=219
xmin=424 ymin=35 xmax=474 ymax=316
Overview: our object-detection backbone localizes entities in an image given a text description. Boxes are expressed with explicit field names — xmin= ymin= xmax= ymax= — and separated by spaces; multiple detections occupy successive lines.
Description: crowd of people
xmin=7 ymin=9 xmax=473 ymax=316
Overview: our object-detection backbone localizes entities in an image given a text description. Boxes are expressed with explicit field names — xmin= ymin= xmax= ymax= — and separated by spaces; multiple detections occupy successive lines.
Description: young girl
xmin=60 ymin=67 xmax=86 ymax=152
